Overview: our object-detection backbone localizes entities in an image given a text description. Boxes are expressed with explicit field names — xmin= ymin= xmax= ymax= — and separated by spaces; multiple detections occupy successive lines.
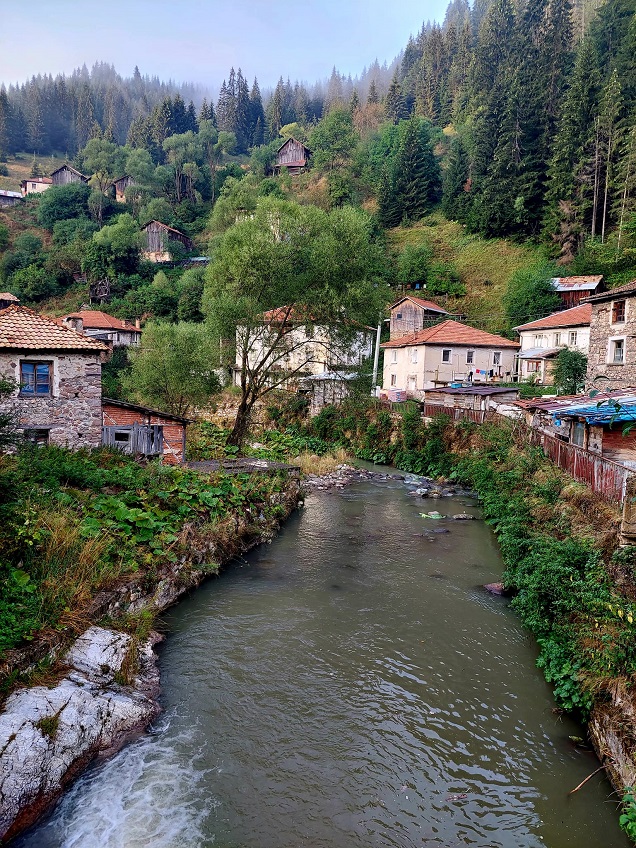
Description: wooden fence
xmin=421 ymin=403 xmax=487 ymax=424
xmin=528 ymin=430 xmax=630 ymax=504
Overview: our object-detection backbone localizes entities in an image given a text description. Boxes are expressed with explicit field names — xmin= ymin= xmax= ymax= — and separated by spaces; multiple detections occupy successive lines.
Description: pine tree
xmin=75 ymin=83 xmax=95 ymax=151
xmin=235 ymin=69 xmax=251 ymax=152
xmin=349 ymin=89 xmax=360 ymax=113
xmin=185 ymin=101 xmax=198 ymax=133
xmin=393 ymin=116 xmax=442 ymax=220
xmin=367 ymin=80 xmax=379 ymax=105
xmin=442 ymin=136 xmax=471 ymax=221
xmin=249 ymin=78 xmax=266 ymax=145
xmin=267 ymin=78 xmax=285 ymax=139
xmin=385 ymin=72 xmax=408 ymax=123
xmin=199 ymin=99 xmax=211 ymax=123
xmin=378 ymin=164 xmax=402 ymax=227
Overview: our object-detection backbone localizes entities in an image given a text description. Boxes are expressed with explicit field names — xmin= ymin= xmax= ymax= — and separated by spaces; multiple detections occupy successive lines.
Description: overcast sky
xmin=0 ymin=0 xmax=449 ymax=91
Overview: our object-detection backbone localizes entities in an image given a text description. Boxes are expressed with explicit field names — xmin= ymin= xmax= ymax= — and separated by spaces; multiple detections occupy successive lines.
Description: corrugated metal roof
xmin=551 ymin=276 xmax=603 ymax=290
xmin=516 ymin=389 xmax=636 ymax=424
xmin=0 ymin=190 xmax=22 ymax=199
xmin=427 ymin=386 xmax=518 ymax=396
xmin=519 ymin=347 xmax=562 ymax=359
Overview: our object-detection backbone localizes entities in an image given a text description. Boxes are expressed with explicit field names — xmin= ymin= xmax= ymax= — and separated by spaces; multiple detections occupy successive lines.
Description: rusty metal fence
xmin=421 ymin=403 xmax=487 ymax=424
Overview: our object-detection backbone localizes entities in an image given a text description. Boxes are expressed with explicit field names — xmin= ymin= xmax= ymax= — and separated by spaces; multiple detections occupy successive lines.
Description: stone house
xmin=60 ymin=310 xmax=141 ymax=348
xmin=514 ymin=304 xmax=591 ymax=384
xmin=0 ymin=305 xmax=108 ymax=448
xmin=584 ymin=280 xmax=636 ymax=389
xmin=20 ymin=177 xmax=52 ymax=196
xmin=381 ymin=320 xmax=519 ymax=396
xmin=233 ymin=306 xmax=374 ymax=387
xmin=388 ymin=296 xmax=449 ymax=339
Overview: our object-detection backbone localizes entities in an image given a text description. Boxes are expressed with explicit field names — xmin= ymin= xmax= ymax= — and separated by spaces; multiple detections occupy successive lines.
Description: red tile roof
xmin=514 ymin=304 xmax=592 ymax=332
xmin=62 ymin=310 xmax=140 ymax=332
xmin=0 ymin=306 xmax=108 ymax=351
xmin=381 ymin=320 xmax=519 ymax=349
xmin=20 ymin=177 xmax=52 ymax=185
xmin=389 ymin=296 xmax=449 ymax=314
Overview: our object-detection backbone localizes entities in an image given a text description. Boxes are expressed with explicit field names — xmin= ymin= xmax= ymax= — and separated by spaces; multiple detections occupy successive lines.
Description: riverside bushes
xmin=0 ymin=445 xmax=293 ymax=656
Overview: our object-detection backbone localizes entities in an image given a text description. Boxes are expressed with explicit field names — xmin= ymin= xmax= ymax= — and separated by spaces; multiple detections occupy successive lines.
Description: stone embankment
xmin=0 ymin=471 xmax=302 ymax=844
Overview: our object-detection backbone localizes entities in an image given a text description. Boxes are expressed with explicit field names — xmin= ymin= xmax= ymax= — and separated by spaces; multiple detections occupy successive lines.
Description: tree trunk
xmin=228 ymin=394 xmax=252 ymax=448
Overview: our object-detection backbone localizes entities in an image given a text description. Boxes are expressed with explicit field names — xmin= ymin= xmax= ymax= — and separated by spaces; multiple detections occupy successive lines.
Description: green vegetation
xmin=552 ymin=348 xmax=589 ymax=394
xmin=0 ymin=444 xmax=295 ymax=657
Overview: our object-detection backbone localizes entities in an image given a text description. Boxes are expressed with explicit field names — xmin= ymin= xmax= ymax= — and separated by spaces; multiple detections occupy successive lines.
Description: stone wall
xmin=586 ymin=299 xmax=636 ymax=388
xmin=0 ymin=351 xmax=102 ymax=449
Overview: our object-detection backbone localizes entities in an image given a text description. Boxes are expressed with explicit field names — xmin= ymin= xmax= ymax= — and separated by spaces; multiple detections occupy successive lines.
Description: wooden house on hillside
xmin=389 ymin=296 xmax=449 ymax=339
xmin=274 ymin=138 xmax=312 ymax=175
xmin=50 ymin=164 xmax=89 ymax=186
xmin=551 ymin=276 xmax=604 ymax=309
xmin=0 ymin=190 xmax=22 ymax=208
xmin=111 ymin=175 xmax=136 ymax=203
xmin=0 ymin=293 xmax=19 ymax=310
xmin=141 ymin=220 xmax=193 ymax=263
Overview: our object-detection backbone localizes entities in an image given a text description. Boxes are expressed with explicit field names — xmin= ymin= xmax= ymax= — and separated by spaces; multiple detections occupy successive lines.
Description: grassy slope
xmin=0 ymin=152 xmax=65 ymax=193
xmin=386 ymin=214 xmax=545 ymax=335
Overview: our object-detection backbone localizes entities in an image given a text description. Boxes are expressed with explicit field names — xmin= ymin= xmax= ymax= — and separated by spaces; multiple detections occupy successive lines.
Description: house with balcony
xmin=514 ymin=304 xmax=591 ymax=384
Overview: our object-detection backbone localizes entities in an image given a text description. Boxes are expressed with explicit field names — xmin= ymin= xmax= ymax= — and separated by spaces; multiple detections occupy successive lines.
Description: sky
xmin=0 ymin=0 xmax=449 ymax=92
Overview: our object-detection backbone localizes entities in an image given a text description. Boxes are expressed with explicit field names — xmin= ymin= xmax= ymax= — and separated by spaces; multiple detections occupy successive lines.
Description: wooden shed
xmin=0 ymin=190 xmax=22 ymax=207
xmin=111 ymin=175 xmax=135 ymax=203
xmin=50 ymin=164 xmax=89 ymax=186
xmin=141 ymin=220 xmax=194 ymax=262
xmin=274 ymin=138 xmax=312 ymax=175
xmin=102 ymin=398 xmax=189 ymax=464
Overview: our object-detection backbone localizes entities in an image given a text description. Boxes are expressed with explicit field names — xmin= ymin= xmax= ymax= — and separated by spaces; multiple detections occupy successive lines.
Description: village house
xmin=50 ymin=164 xmax=89 ymax=186
xmin=111 ymin=175 xmax=136 ymax=203
xmin=514 ymin=304 xmax=591 ymax=384
xmin=102 ymin=399 xmax=189 ymax=464
xmin=551 ymin=275 xmax=604 ymax=309
xmin=273 ymin=138 xmax=312 ymax=175
xmin=381 ymin=320 xmax=519 ymax=396
xmin=20 ymin=177 xmax=52 ymax=196
xmin=60 ymin=310 xmax=141 ymax=348
xmin=141 ymin=220 xmax=194 ymax=262
xmin=0 ymin=293 xmax=19 ymax=311
xmin=388 ymin=296 xmax=449 ymax=339
xmin=584 ymin=280 xmax=636 ymax=389
xmin=234 ymin=306 xmax=374 ymax=387
xmin=0 ymin=305 xmax=107 ymax=448
xmin=0 ymin=190 xmax=22 ymax=208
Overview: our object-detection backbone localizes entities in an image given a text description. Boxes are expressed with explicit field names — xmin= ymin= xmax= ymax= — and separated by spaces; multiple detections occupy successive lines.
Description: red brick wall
xmin=102 ymin=403 xmax=186 ymax=464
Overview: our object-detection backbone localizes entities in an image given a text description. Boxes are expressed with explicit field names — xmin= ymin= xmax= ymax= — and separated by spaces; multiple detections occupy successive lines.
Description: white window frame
xmin=607 ymin=336 xmax=626 ymax=365
xmin=568 ymin=330 xmax=578 ymax=346
xmin=466 ymin=350 xmax=475 ymax=365
xmin=553 ymin=332 xmax=562 ymax=346
xmin=411 ymin=347 xmax=418 ymax=364
xmin=390 ymin=373 xmax=397 ymax=386
xmin=611 ymin=299 xmax=627 ymax=325
xmin=390 ymin=349 xmax=397 ymax=363
xmin=407 ymin=375 xmax=417 ymax=390
xmin=493 ymin=351 xmax=501 ymax=366
xmin=441 ymin=349 xmax=452 ymax=363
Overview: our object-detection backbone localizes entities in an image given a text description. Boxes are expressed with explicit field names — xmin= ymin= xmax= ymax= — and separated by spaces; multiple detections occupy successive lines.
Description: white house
xmin=514 ymin=303 xmax=591 ymax=384
xmin=60 ymin=310 xmax=141 ymax=348
xmin=381 ymin=319 xmax=519 ymax=396
xmin=234 ymin=306 xmax=374 ymax=387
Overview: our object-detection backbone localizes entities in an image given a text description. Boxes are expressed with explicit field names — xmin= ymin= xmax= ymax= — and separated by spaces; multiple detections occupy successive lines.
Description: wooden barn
xmin=274 ymin=138 xmax=312 ymax=175
xmin=551 ymin=276 xmax=604 ymax=309
xmin=0 ymin=190 xmax=22 ymax=207
xmin=102 ymin=398 xmax=189 ymax=464
xmin=141 ymin=220 xmax=194 ymax=262
xmin=50 ymin=164 xmax=89 ymax=186
xmin=389 ymin=296 xmax=449 ymax=339
xmin=111 ymin=175 xmax=135 ymax=203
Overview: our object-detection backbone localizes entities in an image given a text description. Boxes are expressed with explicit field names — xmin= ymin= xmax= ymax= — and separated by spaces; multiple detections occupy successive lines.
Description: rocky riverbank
xmin=303 ymin=464 xmax=478 ymax=500
xmin=0 ymin=470 xmax=302 ymax=844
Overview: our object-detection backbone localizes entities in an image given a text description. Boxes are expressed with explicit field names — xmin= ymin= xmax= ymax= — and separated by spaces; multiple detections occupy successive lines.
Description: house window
xmin=533 ymin=334 xmax=546 ymax=348
xmin=390 ymin=349 xmax=397 ymax=363
xmin=554 ymin=332 xmax=562 ymax=346
xmin=20 ymin=361 xmax=51 ymax=396
xmin=466 ymin=350 xmax=474 ymax=365
xmin=396 ymin=313 xmax=402 ymax=319
xmin=408 ymin=375 xmax=417 ymax=390
xmin=23 ymin=428 xmax=49 ymax=446
xmin=526 ymin=361 xmax=540 ymax=373
xmin=571 ymin=422 xmax=586 ymax=448
xmin=442 ymin=349 xmax=452 ymax=363
xmin=610 ymin=338 xmax=625 ymax=364
xmin=568 ymin=331 xmax=578 ymax=346
xmin=612 ymin=300 xmax=626 ymax=323
xmin=390 ymin=374 xmax=397 ymax=386
xmin=493 ymin=351 xmax=501 ymax=366
xmin=411 ymin=348 xmax=418 ymax=364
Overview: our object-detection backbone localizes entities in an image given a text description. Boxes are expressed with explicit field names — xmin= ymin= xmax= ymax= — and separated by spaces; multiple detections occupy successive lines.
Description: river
xmin=16 ymin=474 xmax=630 ymax=848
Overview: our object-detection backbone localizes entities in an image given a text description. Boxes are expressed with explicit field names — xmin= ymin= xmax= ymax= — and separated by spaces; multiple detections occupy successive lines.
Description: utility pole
xmin=371 ymin=321 xmax=382 ymax=395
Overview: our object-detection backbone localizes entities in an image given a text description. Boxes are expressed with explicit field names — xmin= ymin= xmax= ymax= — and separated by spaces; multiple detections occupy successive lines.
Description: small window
xmin=114 ymin=431 xmax=132 ymax=443
xmin=612 ymin=300 xmax=626 ymax=323
xmin=20 ymin=361 xmax=51 ymax=396
xmin=493 ymin=351 xmax=501 ymax=366
xmin=533 ymin=334 xmax=546 ymax=348
xmin=442 ymin=349 xmax=452 ymax=363
xmin=554 ymin=332 xmax=562 ymax=346
xmin=466 ymin=350 xmax=475 ymax=365
xmin=568 ymin=331 xmax=578 ymax=346
xmin=571 ymin=421 xmax=586 ymax=447
xmin=23 ymin=428 xmax=49 ymax=446
xmin=396 ymin=313 xmax=402 ymax=319
xmin=411 ymin=348 xmax=418 ymax=364
xmin=390 ymin=374 xmax=397 ymax=386
xmin=526 ymin=361 xmax=540 ymax=373
xmin=611 ymin=339 xmax=625 ymax=364
xmin=408 ymin=375 xmax=417 ymax=390
xmin=390 ymin=349 xmax=398 ymax=363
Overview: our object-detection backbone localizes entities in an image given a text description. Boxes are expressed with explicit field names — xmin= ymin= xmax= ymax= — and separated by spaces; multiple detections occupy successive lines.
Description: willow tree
xmin=203 ymin=198 xmax=387 ymax=447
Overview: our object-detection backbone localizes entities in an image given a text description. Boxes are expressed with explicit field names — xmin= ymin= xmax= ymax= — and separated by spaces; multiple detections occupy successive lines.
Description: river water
xmin=17 ymin=475 xmax=630 ymax=848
